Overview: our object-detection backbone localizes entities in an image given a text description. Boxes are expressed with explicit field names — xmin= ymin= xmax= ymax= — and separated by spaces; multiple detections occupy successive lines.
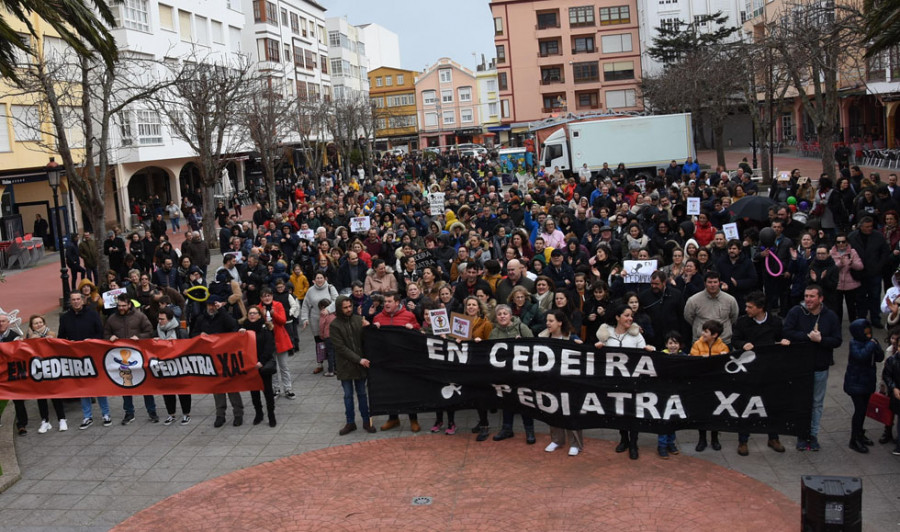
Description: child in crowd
xmin=690 ymin=320 xmax=729 ymax=452
xmin=318 ymin=299 xmax=336 ymax=377
xmin=658 ymin=331 xmax=688 ymax=458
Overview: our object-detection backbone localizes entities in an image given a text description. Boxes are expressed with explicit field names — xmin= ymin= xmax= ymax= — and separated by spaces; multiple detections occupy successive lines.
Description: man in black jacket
xmin=191 ymin=295 xmax=243 ymax=427
xmin=849 ymin=216 xmax=889 ymax=327
xmin=716 ymin=240 xmax=758 ymax=312
xmin=336 ymin=251 xmax=368 ymax=292
xmin=639 ymin=271 xmax=684 ymax=348
xmin=754 ymin=219 xmax=793 ymax=316
xmin=58 ymin=291 xmax=110 ymax=429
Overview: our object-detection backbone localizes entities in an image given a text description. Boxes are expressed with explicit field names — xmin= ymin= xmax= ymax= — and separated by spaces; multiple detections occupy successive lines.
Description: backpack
xmin=288 ymin=294 xmax=301 ymax=320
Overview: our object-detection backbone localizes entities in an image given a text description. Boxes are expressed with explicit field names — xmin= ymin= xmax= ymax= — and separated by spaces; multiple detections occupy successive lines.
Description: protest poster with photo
xmin=429 ymin=309 xmax=451 ymax=335
xmin=723 ymin=223 xmax=740 ymax=241
xmin=297 ymin=229 xmax=314 ymax=241
xmin=350 ymin=216 xmax=371 ymax=233
xmin=623 ymin=260 xmax=657 ymax=283
xmin=449 ymin=313 xmax=473 ymax=341
xmin=687 ymin=197 xmax=701 ymax=215
xmin=102 ymin=288 xmax=128 ymax=309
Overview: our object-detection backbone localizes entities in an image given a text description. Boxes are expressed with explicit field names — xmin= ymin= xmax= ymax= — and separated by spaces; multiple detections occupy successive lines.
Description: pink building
xmin=491 ymin=0 xmax=643 ymax=140
xmin=416 ymin=58 xmax=490 ymax=148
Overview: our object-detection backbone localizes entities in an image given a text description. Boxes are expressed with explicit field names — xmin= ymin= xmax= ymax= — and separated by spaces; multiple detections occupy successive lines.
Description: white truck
xmin=539 ymin=113 xmax=695 ymax=179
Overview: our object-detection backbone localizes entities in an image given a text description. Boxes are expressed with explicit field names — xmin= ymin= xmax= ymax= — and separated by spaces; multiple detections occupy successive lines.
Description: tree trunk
xmin=201 ymin=183 xmax=217 ymax=248
xmin=714 ymin=124 xmax=726 ymax=168
xmin=265 ymin=168 xmax=277 ymax=214
xmin=817 ymin=122 xmax=837 ymax=182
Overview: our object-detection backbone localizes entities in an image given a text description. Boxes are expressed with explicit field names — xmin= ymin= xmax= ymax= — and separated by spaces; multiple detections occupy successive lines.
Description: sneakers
xmin=796 ymin=439 xmax=809 ymax=451
xmin=164 ymin=416 xmax=176 ymax=425
xmin=284 ymin=391 xmax=296 ymax=400
xmin=273 ymin=387 xmax=280 ymax=396
xmin=892 ymin=444 xmax=900 ymax=456
xmin=545 ymin=442 xmax=560 ymax=453
xmin=445 ymin=424 xmax=457 ymax=435
xmin=102 ymin=416 xmax=112 ymax=427
xmin=430 ymin=422 xmax=443 ymax=433
xmin=808 ymin=437 xmax=820 ymax=451
xmin=38 ymin=421 xmax=52 ymax=434
xmin=568 ymin=446 xmax=580 ymax=456
xmin=58 ymin=419 xmax=67 ymax=432
xmin=737 ymin=443 xmax=749 ymax=456
xmin=180 ymin=415 xmax=191 ymax=425
xmin=79 ymin=418 xmax=93 ymax=430
xmin=768 ymin=439 xmax=786 ymax=453
xmin=121 ymin=413 xmax=135 ymax=425
xmin=323 ymin=371 xmax=335 ymax=377
xmin=658 ymin=446 xmax=669 ymax=459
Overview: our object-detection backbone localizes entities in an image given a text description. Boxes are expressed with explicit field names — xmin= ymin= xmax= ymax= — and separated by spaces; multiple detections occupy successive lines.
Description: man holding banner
xmin=105 ymin=294 xmax=158 ymax=425
xmin=331 ymin=295 xmax=376 ymax=436
xmin=58 ymin=291 xmax=109 ymax=429
xmin=191 ymin=295 xmax=244 ymax=427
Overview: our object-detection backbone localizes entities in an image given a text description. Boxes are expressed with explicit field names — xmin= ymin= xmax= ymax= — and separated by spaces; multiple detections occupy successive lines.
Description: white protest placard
xmin=296 ymin=229 xmax=314 ymax=241
xmin=429 ymin=192 xmax=445 ymax=214
xmin=102 ymin=288 xmax=127 ymax=309
xmin=722 ymin=222 xmax=740 ymax=241
xmin=350 ymin=216 xmax=371 ymax=233
xmin=687 ymin=197 xmax=701 ymax=216
xmin=429 ymin=308 xmax=451 ymax=335
xmin=623 ymin=260 xmax=657 ymax=284
xmin=635 ymin=179 xmax=646 ymax=192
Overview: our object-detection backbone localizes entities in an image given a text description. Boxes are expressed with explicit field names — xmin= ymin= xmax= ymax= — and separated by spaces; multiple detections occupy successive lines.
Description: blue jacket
xmin=843 ymin=319 xmax=884 ymax=395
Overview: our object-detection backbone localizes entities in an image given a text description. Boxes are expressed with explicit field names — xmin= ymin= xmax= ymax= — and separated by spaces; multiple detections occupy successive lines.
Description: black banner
xmin=364 ymin=328 xmax=814 ymax=436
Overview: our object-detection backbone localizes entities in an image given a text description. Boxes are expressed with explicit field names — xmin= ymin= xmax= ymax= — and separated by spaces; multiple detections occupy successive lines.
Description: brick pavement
xmin=1 ymin=172 xmax=900 ymax=530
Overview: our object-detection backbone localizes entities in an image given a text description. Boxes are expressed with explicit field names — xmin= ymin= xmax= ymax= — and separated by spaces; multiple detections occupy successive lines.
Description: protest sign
xmin=687 ymin=197 xmax=701 ymax=215
xmin=723 ymin=223 xmax=740 ymax=241
xmin=297 ymin=229 xmax=314 ymax=241
xmin=429 ymin=192 xmax=445 ymax=214
xmin=449 ymin=313 xmax=473 ymax=340
xmin=350 ymin=216 xmax=371 ymax=233
xmin=623 ymin=260 xmax=657 ymax=284
xmin=429 ymin=309 xmax=451 ymax=335
xmin=102 ymin=288 xmax=127 ymax=309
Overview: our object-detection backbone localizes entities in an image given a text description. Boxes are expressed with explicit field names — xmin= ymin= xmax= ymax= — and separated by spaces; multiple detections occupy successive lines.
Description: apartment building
xmin=326 ymin=17 xmax=369 ymax=101
xmin=369 ymin=66 xmax=419 ymax=152
xmin=416 ymin=58 xmax=492 ymax=148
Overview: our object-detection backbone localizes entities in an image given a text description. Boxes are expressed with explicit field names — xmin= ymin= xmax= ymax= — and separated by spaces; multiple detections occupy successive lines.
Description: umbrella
xmin=728 ymin=195 xmax=777 ymax=222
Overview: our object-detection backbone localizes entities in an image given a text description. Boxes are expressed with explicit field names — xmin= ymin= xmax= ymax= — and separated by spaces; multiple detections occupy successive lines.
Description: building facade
xmin=326 ymin=17 xmax=370 ymax=101
xmin=358 ymin=23 xmax=401 ymax=71
xmin=490 ymin=0 xmax=643 ymax=144
xmin=369 ymin=66 xmax=419 ymax=152
xmin=416 ymin=58 xmax=490 ymax=148
xmin=476 ymin=63 xmax=501 ymax=147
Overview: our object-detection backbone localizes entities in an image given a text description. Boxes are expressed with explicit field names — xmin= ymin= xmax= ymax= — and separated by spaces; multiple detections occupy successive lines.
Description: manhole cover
xmin=411 ymin=497 xmax=433 ymax=506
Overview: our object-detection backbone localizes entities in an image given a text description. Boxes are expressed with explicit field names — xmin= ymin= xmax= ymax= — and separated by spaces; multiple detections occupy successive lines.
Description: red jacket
xmin=694 ymin=221 xmax=716 ymax=247
xmin=259 ymin=301 xmax=293 ymax=353
xmin=373 ymin=307 xmax=420 ymax=329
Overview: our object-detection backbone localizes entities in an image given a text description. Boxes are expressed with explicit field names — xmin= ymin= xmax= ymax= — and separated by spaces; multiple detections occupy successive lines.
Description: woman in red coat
xmin=259 ymin=288 xmax=296 ymax=399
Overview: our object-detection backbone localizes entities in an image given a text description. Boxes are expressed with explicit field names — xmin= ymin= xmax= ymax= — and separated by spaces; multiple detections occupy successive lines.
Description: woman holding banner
xmin=595 ymin=304 xmax=656 ymax=460
xmin=26 ymin=315 xmax=68 ymax=433
xmin=245 ymin=306 xmax=277 ymax=427
xmin=541 ymin=310 xmax=584 ymax=456
xmin=157 ymin=308 xmax=191 ymax=425
xmin=466 ymin=296 xmax=495 ymax=443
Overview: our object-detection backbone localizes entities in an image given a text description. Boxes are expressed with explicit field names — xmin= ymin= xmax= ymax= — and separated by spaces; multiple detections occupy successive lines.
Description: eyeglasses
xmin=836 ymin=240 xmax=847 ymax=243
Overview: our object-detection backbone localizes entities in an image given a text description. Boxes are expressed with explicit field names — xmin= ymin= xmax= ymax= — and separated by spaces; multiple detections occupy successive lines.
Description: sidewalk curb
xmin=0 ymin=403 xmax=21 ymax=493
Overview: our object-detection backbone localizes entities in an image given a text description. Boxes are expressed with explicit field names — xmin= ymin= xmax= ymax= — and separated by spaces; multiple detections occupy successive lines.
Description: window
xmin=576 ymin=90 xmax=599 ymax=109
xmin=229 ymin=26 xmax=241 ymax=52
xmin=12 ymin=34 xmax=31 ymax=66
xmin=603 ymin=61 xmax=634 ymax=81
xmin=425 ymin=112 xmax=438 ymax=127
xmin=262 ymin=39 xmax=279 ymax=62
xmin=329 ymin=31 xmax=340 ymax=47
xmin=375 ymin=77 xmax=382 ymax=87
xmin=573 ymin=61 xmax=599 ymax=82
xmin=390 ymin=116 xmax=416 ymax=128
xmin=496 ymin=45 xmax=506 ymax=63
xmin=606 ymin=88 xmax=636 ymax=108
xmin=542 ymin=94 xmax=566 ymax=111
xmin=488 ymin=102 xmax=499 ymax=117
xmin=461 ymin=108 xmax=473 ymax=123
xmin=301 ymin=17 xmax=308 ymax=37
xmin=599 ymin=6 xmax=630 ymax=25
xmin=0 ymin=109 xmax=11 ymax=152
xmin=601 ymin=34 xmax=632 ymax=53
xmin=498 ymin=72 xmax=508 ymax=91
xmin=296 ymin=81 xmax=307 ymax=100
xmin=441 ymin=89 xmax=453 ymax=103
xmin=305 ymin=50 xmax=316 ymax=69
xmin=442 ymin=110 xmax=455 ymax=125
xmin=10 ymin=105 xmax=39 ymax=142
xmin=423 ymin=90 xmax=436 ymax=104
xmin=319 ymin=25 xmax=326 ymax=45
xmin=123 ymin=0 xmax=150 ymax=32
xmin=458 ymin=87 xmax=472 ymax=102
xmin=660 ymin=17 xmax=679 ymax=31
xmin=320 ymin=55 xmax=328 ymax=73
xmin=195 ymin=16 xmax=209 ymax=45
xmin=536 ymin=10 xmax=559 ymax=29
xmin=572 ymin=35 xmax=595 ymax=54
xmin=281 ymin=9 xmax=288 ymax=26
xmin=539 ymin=39 xmax=560 ymax=57
xmin=494 ymin=17 xmax=503 ymax=35
xmin=178 ymin=10 xmax=192 ymax=41
xmin=439 ymin=69 xmax=452 ymax=83
xmin=385 ymin=75 xmax=392 ymax=86
xmin=541 ymin=66 xmax=563 ymax=84
xmin=284 ymin=44 xmax=291 ymax=63
xmin=252 ymin=0 xmax=261 ymax=22
xmin=211 ymin=20 xmax=223 ymax=44
xmin=293 ymin=46 xmax=304 ymax=68
xmin=136 ymin=110 xmax=162 ymax=145
xmin=266 ymin=2 xmax=278 ymax=26
xmin=569 ymin=6 xmax=595 ymax=26
xmin=782 ymin=114 xmax=794 ymax=139
xmin=330 ymin=58 xmax=342 ymax=75
xmin=371 ymin=97 xmax=384 ymax=108
xmin=290 ymin=13 xmax=299 ymax=34
xmin=159 ymin=4 xmax=174 ymax=30
xmin=118 ymin=111 xmax=133 ymax=146
xmin=501 ymin=99 xmax=510 ymax=118
xmin=487 ymin=79 xmax=497 ymax=91
xmin=397 ymin=74 xmax=404 ymax=85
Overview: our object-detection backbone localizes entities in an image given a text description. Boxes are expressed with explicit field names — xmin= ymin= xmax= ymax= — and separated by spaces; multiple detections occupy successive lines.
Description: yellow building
xmin=368 ymin=66 xmax=419 ymax=152
xmin=0 ymin=10 xmax=86 ymax=244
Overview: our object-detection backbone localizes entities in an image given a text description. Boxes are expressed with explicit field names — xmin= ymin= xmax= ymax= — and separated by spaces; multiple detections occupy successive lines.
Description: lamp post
xmin=46 ymin=157 xmax=70 ymax=309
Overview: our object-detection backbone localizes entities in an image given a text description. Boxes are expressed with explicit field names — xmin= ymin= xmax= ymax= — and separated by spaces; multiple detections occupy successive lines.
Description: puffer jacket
xmin=844 ymin=319 xmax=884 ymax=395
xmin=830 ymin=245 xmax=864 ymax=291
xmin=488 ymin=316 xmax=534 ymax=339
xmin=883 ymin=350 xmax=900 ymax=412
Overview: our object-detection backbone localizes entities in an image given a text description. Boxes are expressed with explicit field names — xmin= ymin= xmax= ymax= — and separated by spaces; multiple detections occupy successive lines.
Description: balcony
xmin=541 ymin=106 xmax=567 ymax=113
xmin=540 ymin=77 xmax=565 ymax=85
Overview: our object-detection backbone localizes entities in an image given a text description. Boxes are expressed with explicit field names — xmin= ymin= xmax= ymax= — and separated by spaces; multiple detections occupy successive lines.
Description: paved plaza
xmin=0 ymin=150 xmax=899 ymax=530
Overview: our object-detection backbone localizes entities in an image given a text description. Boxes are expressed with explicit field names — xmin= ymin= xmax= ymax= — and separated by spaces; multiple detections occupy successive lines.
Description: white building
xmin=358 ymin=23 xmax=401 ymax=71
xmin=107 ymin=0 xmax=250 ymax=229
xmin=637 ymin=0 xmax=744 ymax=75
xmin=325 ymin=17 xmax=370 ymax=101
xmin=475 ymin=62 xmax=501 ymax=147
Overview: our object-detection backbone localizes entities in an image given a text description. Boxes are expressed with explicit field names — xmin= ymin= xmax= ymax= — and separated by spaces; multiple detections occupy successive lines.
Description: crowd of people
xmin=4 ymin=149 xmax=900 ymax=462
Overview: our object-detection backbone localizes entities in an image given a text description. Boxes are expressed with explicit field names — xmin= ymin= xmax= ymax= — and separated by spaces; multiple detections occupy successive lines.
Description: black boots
xmin=253 ymin=409 xmax=264 ymax=425
xmin=615 ymin=430 xmax=629 ymax=453
xmin=879 ymin=425 xmax=894 ymax=444
xmin=268 ymin=409 xmax=276 ymax=427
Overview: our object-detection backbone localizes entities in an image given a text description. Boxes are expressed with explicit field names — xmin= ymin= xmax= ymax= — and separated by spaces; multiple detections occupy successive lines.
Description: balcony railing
xmin=541 ymin=77 xmax=564 ymax=85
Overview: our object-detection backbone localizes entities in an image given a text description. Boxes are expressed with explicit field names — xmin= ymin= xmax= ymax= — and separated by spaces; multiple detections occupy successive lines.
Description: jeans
xmin=324 ymin=338 xmax=336 ymax=373
xmin=272 ymin=351 xmax=292 ymax=392
xmin=80 ymin=397 xmax=110 ymax=419
xmin=857 ymin=276 xmax=883 ymax=325
xmin=123 ymin=395 xmax=157 ymax=416
xmin=170 ymin=218 xmax=180 ymax=232
xmin=658 ymin=433 xmax=676 ymax=447
xmin=341 ymin=378 xmax=370 ymax=424
xmin=810 ymin=370 xmax=829 ymax=438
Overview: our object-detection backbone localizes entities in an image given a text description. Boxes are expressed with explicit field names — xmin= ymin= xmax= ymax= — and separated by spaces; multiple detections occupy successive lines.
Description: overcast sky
xmin=323 ymin=0 xmax=496 ymax=73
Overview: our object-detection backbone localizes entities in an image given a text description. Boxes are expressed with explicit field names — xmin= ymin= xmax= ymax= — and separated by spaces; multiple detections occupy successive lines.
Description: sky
xmin=322 ymin=0 xmax=496 ymax=73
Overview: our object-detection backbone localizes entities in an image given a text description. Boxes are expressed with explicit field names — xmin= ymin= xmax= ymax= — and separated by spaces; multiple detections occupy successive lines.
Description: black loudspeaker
xmin=801 ymin=475 xmax=862 ymax=532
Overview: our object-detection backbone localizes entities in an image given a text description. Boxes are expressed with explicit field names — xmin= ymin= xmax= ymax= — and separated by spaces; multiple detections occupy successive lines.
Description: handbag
xmin=260 ymin=357 xmax=277 ymax=376
xmin=866 ymin=392 xmax=893 ymax=425
xmin=316 ymin=340 xmax=328 ymax=363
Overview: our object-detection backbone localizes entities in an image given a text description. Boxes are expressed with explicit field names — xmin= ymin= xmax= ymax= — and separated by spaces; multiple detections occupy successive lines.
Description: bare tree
xmin=6 ymin=40 xmax=170 ymax=273
xmin=241 ymin=75 xmax=296 ymax=210
xmin=157 ymin=53 xmax=254 ymax=245
xmin=327 ymin=95 xmax=372 ymax=182
xmin=766 ymin=0 xmax=865 ymax=181
xmin=292 ymin=96 xmax=330 ymax=179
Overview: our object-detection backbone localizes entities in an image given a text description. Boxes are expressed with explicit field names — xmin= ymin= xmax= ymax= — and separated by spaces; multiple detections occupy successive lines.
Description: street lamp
xmin=46 ymin=157 xmax=70 ymax=309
